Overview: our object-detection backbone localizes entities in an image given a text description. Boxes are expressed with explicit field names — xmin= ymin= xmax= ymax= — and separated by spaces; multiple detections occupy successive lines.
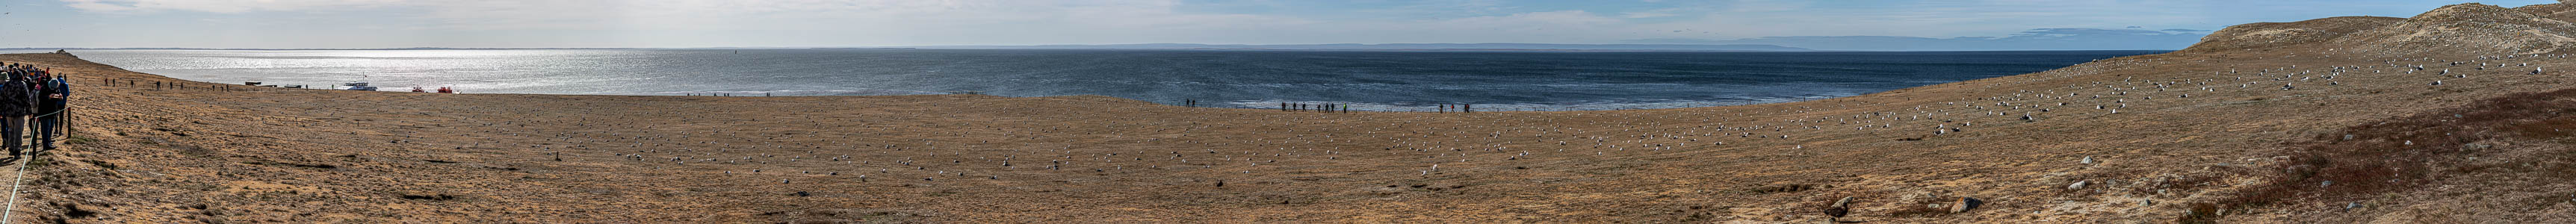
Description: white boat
xmin=342 ymin=82 xmax=379 ymax=91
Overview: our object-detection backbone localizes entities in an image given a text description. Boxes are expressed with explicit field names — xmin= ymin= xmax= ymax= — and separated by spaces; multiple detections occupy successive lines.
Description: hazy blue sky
xmin=4 ymin=0 xmax=2557 ymax=49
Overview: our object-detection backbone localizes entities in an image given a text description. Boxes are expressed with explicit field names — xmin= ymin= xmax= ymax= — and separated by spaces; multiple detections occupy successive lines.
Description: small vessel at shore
xmin=342 ymin=81 xmax=379 ymax=91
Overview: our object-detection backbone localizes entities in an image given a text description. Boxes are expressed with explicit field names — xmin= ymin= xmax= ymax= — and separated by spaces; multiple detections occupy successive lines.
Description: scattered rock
xmin=1951 ymin=197 xmax=1981 ymax=214
xmin=1824 ymin=196 xmax=1853 ymax=218
xmin=2080 ymin=156 xmax=2095 ymax=164
xmin=2068 ymin=181 xmax=2089 ymax=190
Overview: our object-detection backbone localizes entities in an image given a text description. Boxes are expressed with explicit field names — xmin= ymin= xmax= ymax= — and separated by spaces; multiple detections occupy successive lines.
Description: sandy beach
xmin=7 ymin=2 xmax=2576 ymax=223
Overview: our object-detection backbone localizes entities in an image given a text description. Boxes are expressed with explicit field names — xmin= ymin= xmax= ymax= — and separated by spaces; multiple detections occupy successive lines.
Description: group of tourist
xmin=1279 ymin=102 xmax=1348 ymax=113
xmin=0 ymin=63 xmax=68 ymax=159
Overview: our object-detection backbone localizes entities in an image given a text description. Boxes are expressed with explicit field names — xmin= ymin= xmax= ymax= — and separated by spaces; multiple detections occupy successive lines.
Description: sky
xmin=0 ymin=0 xmax=2559 ymax=50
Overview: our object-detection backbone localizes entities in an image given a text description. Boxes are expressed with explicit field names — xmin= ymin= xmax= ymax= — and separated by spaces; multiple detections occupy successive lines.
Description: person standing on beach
xmin=34 ymin=72 xmax=64 ymax=152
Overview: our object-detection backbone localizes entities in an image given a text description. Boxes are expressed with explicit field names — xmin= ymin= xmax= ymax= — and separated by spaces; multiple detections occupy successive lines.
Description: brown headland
xmin=9 ymin=2 xmax=2576 ymax=223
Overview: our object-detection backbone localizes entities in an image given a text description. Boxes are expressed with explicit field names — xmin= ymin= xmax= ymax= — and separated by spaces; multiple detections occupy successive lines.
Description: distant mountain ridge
xmin=910 ymin=43 xmax=1812 ymax=52
xmin=1622 ymin=28 xmax=2211 ymax=51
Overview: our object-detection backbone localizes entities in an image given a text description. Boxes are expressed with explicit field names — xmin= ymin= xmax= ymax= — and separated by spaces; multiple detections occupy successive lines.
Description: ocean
xmin=61 ymin=49 xmax=2160 ymax=111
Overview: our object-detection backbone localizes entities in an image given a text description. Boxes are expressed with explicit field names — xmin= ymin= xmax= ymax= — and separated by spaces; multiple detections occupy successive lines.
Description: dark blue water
xmin=74 ymin=49 xmax=2161 ymax=111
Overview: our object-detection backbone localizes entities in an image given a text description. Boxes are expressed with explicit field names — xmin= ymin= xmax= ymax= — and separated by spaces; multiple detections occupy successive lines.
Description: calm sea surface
xmin=63 ymin=49 xmax=2161 ymax=111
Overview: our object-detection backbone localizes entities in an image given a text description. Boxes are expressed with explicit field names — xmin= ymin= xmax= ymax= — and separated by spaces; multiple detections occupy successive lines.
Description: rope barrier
xmin=0 ymin=101 xmax=69 ymax=224
xmin=0 ymin=140 xmax=29 ymax=224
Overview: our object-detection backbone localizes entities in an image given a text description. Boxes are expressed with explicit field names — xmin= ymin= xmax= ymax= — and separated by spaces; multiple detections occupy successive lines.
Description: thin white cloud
xmin=1725 ymin=0 xmax=1807 ymax=13
xmin=61 ymin=0 xmax=405 ymax=13
xmin=1622 ymin=8 xmax=1682 ymax=18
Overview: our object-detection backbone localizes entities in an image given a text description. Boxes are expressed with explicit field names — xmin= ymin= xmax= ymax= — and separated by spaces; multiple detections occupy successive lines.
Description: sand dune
xmin=5 ymin=2 xmax=2576 ymax=223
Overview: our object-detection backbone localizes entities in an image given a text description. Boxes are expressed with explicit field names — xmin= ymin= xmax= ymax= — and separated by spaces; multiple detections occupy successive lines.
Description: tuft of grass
xmin=81 ymin=160 xmax=117 ymax=169
xmin=1744 ymin=184 xmax=1826 ymax=194
xmin=2175 ymin=202 xmax=2221 ymax=224
xmin=63 ymin=135 xmax=94 ymax=145
xmin=1886 ymin=205 xmax=1950 ymax=217
xmin=25 ymin=154 xmax=52 ymax=169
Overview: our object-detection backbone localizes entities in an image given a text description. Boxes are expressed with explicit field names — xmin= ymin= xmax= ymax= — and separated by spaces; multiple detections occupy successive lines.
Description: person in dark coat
xmin=0 ymin=69 xmax=29 ymax=158
xmin=34 ymin=72 xmax=64 ymax=152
